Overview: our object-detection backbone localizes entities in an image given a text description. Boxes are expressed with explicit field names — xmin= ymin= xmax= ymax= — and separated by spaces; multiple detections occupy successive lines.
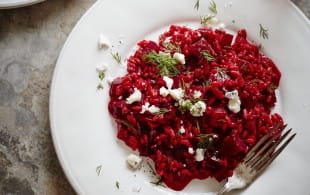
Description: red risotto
xmin=108 ymin=25 xmax=283 ymax=191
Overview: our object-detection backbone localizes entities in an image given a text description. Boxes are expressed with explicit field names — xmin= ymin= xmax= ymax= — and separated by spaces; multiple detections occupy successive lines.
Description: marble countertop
xmin=0 ymin=0 xmax=309 ymax=194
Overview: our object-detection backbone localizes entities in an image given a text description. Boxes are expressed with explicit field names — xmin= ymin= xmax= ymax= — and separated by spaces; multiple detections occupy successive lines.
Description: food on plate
xmin=108 ymin=25 xmax=283 ymax=190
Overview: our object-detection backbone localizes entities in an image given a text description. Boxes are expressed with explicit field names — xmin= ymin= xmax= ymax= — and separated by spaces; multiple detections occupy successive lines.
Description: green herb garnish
xmin=200 ymin=15 xmax=215 ymax=25
xmin=209 ymin=0 xmax=217 ymax=14
xmin=196 ymin=134 xmax=217 ymax=149
xmin=117 ymin=120 xmax=140 ymax=133
xmin=96 ymin=165 xmax=102 ymax=176
xmin=143 ymin=51 xmax=179 ymax=76
xmin=97 ymin=83 xmax=104 ymax=90
xmin=202 ymin=50 xmax=216 ymax=62
xmin=259 ymin=24 xmax=269 ymax=39
xmin=98 ymin=72 xmax=105 ymax=80
xmin=179 ymin=100 xmax=193 ymax=112
xmin=196 ymin=121 xmax=200 ymax=132
xmin=194 ymin=0 xmax=200 ymax=10
xmin=111 ymin=52 xmax=122 ymax=64
xmin=163 ymin=42 xmax=181 ymax=53
xmin=268 ymin=83 xmax=277 ymax=92
xmin=116 ymin=181 xmax=120 ymax=189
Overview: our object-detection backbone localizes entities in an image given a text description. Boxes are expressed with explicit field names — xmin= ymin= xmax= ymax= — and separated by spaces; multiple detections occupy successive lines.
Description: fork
xmin=217 ymin=123 xmax=296 ymax=195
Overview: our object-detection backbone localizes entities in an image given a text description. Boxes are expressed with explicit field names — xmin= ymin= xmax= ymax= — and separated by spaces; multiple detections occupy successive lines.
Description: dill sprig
xmin=111 ymin=52 xmax=122 ymax=64
xmin=98 ymin=72 xmax=105 ymax=80
xmin=268 ymin=83 xmax=277 ymax=92
xmin=116 ymin=181 xmax=120 ymax=189
xmin=97 ymin=83 xmax=103 ymax=90
xmin=200 ymin=15 xmax=215 ymax=25
xmin=163 ymin=42 xmax=181 ymax=53
xmin=196 ymin=134 xmax=217 ymax=149
xmin=194 ymin=0 xmax=200 ymax=10
xmin=209 ymin=0 xmax=217 ymax=14
xmin=117 ymin=120 xmax=140 ymax=133
xmin=202 ymin=50 xmax=215 ymax=62
xmin=259 ymin=24 xmax=269 ymax=39
xmin=143 ymin=51 xmax=179 ymax=76
xmin=96 ymin=165 xmax=102 ymax=176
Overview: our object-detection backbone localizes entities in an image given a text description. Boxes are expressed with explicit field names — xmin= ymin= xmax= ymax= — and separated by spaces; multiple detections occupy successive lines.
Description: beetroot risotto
xmin=108 ymin=25 xmax=283 ymax=191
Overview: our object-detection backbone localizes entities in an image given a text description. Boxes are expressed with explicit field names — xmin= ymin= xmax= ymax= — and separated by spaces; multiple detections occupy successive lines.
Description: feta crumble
xmin=140 ymin=102 xmax=160 ymax=114
xmin=163 ymin=76 xmax=173 ymax=89
xmin=190 ymin=101 xmax=207 ymax=117
xmin=188 ymin=147 xmax=194 ymax=154
xmin=195 ymin=148 xmax=206 ymax=162
xmin=179 ymin=126 xmax=186 ymax=134
xmin=127 ymin=154 xmax=142 ymax=169
xmin=96 ymin=63 xmax=108 ymax=73
xmin=106 ymin=77 xmax=114 ymax=85
xmin=126 ymin=88 xmax=142 ymax=104
xmin=159 ymin=87 xmax=169 ymax=97
xmin=98 ymin=34 xmax=111 ymax=49
xmin=173 ymin=52 xmax=186 ymax=65
xmin=225 ymin=90 xmax=241 ymax=113
xmin=169 ymin=88 xmax=185 ymax=101
xmin=193 ymin=90 xmax=202 ymax=99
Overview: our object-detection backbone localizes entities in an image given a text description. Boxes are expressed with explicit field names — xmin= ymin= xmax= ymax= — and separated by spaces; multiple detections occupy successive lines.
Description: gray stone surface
xmin=0 ymin=1 xmax=308 ymax=194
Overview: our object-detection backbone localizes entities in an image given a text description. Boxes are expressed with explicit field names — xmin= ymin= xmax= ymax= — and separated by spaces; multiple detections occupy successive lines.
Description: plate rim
xmin=49 ymin=0 xmax=310 ymax=194
xmin=0 ymin=0 xmax=45 ymax=9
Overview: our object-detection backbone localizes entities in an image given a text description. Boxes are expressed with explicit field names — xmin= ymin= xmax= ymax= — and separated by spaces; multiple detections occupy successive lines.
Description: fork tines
xmin=243 ymin=122 xmax=296 ymax=174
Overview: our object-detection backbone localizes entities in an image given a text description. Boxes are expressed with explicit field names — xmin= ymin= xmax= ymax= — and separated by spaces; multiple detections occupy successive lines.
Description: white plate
xmin=50 ymin=0 xmax=310 ymax=194
xmin=0 ymin=0 xmax=44 ymax=9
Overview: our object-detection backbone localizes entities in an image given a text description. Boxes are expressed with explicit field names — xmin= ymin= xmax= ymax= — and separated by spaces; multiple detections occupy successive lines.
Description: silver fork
xmin=217 ymin=123 xmax=296 ymax=195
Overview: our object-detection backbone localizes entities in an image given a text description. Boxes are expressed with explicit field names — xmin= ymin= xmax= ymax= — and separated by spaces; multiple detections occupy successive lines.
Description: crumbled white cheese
xmin=173 ymin=52 xmax=186 ymax=65
xmin=228 ymin=99 xmax=241 ymax=113
xmin=96 ymin=63 xmax=108 ymax=73
xmin=188 ymin=147 xmax=194 ymax=154
xmin=127 ymin=154 xmax=142 ymax=169
xmin=195 ymin=148 xmax=206 ymax=162
xmin=193 ymin=90 xmax=202 ymax=99
xmin=225 ymin=90 xmax=241 ymax=113
xmin=106 ymin=77 xmax=114 ymax=85
xmin=225 ymin=90 xmax=239 ymax=99
xmin=209 ymin=17 xmax=219 ymax=24
xmin=179 ymin=126 xmax=186 ymax=134
xmin=148 ymin=105 xmax=160 ymax=114
xmin=159 ymin=87 xmax=169 ymax=97
xmin=215 ymin=71 xmax=229 ymax=82
xmin=140 ymin=102 xmax=160 ymax=114
xmin=217 ymin=23 xmax=226 ymax=30
xmin=169 ymin=88 xmax=184 ymax=101
xmin=98 ymin=34 xmax=111 ymax=49
xmin=126 ymin=88 xmax=142 ymax=104
xmin=190 ymin=101 xmax=206 ymax=117
xmin=163 ymin=76 xmax=174 ymax=89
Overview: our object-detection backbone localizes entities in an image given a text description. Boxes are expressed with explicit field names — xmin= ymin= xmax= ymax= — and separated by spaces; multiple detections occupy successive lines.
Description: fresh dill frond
xmin=98 ymin=72 xmax=105 ymax=80
xmin=116 ymin=181 xmax=120 ymax=189
xmin=209 ymin=0 xmax=217 ymax=14
xmin=97 ymin=83 xmax=104 ymax=90
xmin=163 ymin=42 xmax=181 ymax=53
xmin=96 ymin=165 xmax=102 ymax=176
xmin=202 ymin=50 xmax=215 ymax=62
xmin=194 ymin=0 xmax=200 ymax=10
xmin=200 ymin=15 xmax=215 ymax=25
xmin=111 ymin=52 xmax=122 ymax=64
xmin=143 ymin=51 xmax=179 ymax=76
xmin=259 ymin=24 xmax=269 ymax=39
